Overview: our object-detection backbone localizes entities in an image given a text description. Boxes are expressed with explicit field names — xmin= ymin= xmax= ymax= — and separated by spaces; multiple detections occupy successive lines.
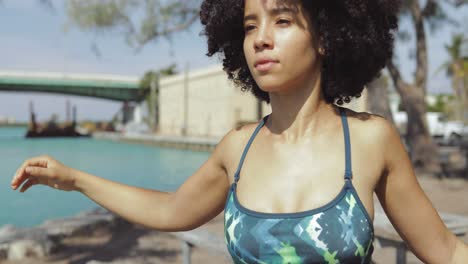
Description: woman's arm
xmin=373 ymin=117 xmax=468 ymax=263
xmin=11 ymin=128 xmax=238 ymax=232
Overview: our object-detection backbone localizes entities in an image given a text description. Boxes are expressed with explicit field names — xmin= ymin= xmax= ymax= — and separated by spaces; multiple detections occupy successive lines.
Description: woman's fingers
xmin=13 ymin=167 xmax=51 ymax=191
xmin=19 ymin=178 xmax=38 ymax=193
xmin=11 ymin=156 xmax=50 ymax=189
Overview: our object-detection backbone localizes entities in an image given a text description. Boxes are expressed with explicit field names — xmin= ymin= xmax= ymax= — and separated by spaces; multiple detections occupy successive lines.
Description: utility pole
xmin=66 ymin=100 xmax=71 ymax=123
xmin=29 ymin=101 xmax=36 ymax=132
xmin=182 ymin=62 xmax=189 ymax=136
xmin=257 ymin=99 xmax=263 ymax=120
xmin=461 ymin=40 xmax=468 ymax=124
xmin=72 ymin=105 xmax=77 ymax=129
xmin=150 ymin=74 xmax=159 ymax=132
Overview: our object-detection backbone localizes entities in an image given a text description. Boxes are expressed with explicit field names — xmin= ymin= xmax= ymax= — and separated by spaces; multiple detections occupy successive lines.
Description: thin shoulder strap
xmin=233 ymin=115 xmax=269 ymax=186
xmin=339 ymin=107 xmax=353 ymax=180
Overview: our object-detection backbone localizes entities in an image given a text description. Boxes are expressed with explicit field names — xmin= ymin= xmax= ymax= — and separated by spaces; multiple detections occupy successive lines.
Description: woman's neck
xmin=266 ymin=75 xmax=339 ymax=144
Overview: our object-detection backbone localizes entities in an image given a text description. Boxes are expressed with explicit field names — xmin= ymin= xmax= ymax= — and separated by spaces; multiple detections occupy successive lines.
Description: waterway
xmin=0 ymin=127 xmax=210 ymax=227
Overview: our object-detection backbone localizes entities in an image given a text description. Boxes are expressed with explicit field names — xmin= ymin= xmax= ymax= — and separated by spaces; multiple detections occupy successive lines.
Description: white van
xmin=393 ymin=112 xmax=466 ymax=143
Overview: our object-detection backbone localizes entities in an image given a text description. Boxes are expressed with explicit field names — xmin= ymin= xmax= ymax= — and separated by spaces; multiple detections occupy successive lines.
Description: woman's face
xmin=243 ymin=0 xmax=321 ymax=94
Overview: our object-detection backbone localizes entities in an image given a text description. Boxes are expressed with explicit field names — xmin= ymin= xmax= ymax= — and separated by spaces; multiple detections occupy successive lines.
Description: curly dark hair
xmin=199 ymin=0 xmax=400 ymax=105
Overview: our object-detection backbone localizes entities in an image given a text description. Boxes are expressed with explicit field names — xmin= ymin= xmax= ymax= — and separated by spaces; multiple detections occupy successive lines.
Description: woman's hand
xmin=11 ymin=155 xmax=77 ymax=192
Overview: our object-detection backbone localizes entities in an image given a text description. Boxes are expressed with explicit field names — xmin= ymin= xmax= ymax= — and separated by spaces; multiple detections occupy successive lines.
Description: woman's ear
xmin=318 ymin=46 xmax=325 ymax=56
xmin=316 ymin=35 xmax=325 ymax=56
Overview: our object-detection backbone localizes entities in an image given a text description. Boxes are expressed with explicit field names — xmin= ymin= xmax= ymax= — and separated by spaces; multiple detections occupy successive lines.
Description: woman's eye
xmin=277 ymin=19 xmax=291 ymax=25
xmin=244 ymin=25 xmax=255 ymax=32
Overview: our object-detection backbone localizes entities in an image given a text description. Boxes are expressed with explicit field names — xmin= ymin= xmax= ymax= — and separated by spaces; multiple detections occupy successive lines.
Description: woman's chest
xmin=225 ymin=137 xmax=383 ymax=222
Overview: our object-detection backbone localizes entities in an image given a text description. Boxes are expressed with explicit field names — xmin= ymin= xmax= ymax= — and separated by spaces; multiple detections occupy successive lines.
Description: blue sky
xmin=0 ymin=1 xmax=466 ymax=122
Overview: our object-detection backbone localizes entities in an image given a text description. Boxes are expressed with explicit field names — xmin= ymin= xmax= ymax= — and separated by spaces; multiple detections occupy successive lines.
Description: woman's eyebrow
xmin=244 ymin=7 xmax=294 ymax=22
xmin=243 ymin=13 xmax=257 ymax=23
xmin=270 ymin=7 xmax=295 ymax=16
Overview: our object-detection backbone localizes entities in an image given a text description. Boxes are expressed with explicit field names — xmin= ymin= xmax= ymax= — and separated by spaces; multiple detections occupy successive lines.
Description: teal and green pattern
xmin=224 ymin=107 xmax=374 ymax=263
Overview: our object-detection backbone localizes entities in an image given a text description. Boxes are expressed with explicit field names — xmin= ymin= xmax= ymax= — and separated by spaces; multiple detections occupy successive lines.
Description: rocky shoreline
xmin=0 ymin=208 xmax=123 ymax=261
xmin=0 ymin=207 xmax=229 ymax=264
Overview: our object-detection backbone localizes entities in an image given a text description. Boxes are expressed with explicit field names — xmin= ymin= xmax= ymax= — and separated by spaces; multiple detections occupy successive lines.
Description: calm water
xmin=0 ymin=127 xmax=209 ymax=227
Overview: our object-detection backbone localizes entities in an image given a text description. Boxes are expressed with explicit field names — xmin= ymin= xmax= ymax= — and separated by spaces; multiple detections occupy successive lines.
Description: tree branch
xmin=410 ymin=0 xmax=428 ymax=92
xmin=421 ymin=0 xmax=437 ymax=17
xmin=136 ymin=12 xmax=198 ymax=47
xmin=386 ymin=60 xmax=409 ymax=96
xmin=457 ymin=0 xmax=468 ymax=6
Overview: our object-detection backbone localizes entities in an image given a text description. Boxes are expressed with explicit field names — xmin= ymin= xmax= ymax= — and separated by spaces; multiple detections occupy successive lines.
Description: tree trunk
xmin=384 ymin=0 xmax=442 ymax=176
xmin=464 ymin=75 xmax=468 ymax=124
xmin=366 ymin=75 xmax=394 ymax=123
xmin=387 ymin=61 xmax=442 ymax=175
xmin=401 ymin=84 xmax=441 ymax=173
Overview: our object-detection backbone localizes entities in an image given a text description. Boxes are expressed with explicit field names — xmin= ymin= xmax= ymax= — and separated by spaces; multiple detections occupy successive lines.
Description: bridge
xmin=0 ymin=71 xmax=147 ymax=102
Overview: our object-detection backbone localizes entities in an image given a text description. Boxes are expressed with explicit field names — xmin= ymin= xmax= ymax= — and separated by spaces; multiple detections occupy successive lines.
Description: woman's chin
xmin=258 ymin=84 xmax=290 ymax=94
xmin=255 ymin=80 xmax=286 ymax=92
xmin=258 ymin=86 xmax=281 ymax=94
xmin=254 ymin=74 xmax=296 ymax=91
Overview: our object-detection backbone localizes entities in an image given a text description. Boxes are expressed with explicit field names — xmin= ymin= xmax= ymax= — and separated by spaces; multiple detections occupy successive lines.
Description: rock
xmin=0 ymin=243 xmax=8 ymax=259
xmin=0 ymin=227 xmax=50 ymax=245
xmin=40 ymin=211 xmax=118 ymax=239
xmin=7 ymin=239 xmax=46 ymax=260
xmin=6 ymin=232 xmax=57 ymax=260
xmin=0 ymin=225 xmax=17 ymax=237
xmin=0 ymin=208 xmax=123 ymax=261
xmin=0 ymin=229 xmax=57 ymax=260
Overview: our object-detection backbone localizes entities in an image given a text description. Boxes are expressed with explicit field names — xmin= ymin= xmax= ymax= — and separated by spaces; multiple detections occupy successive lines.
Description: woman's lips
xmin=255 ymin=61 xmax=278 ymax=72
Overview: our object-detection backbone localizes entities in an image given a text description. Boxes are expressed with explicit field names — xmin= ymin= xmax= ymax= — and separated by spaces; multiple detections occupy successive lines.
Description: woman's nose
xmin=254 ymin=27 xmax=274 ymax=50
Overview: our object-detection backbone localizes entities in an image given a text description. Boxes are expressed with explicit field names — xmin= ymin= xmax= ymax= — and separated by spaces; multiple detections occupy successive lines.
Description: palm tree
xmin=139 ymin=64 xmax=178 ymax=132
xmin=436 ymin=34 xmax=468 ymax=123
xmin=387 ymin=0 xmax=468 ymax=174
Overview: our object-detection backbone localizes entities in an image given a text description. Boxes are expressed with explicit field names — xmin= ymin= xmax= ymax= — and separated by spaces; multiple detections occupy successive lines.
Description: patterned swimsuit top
xmin=224 ymin=107 xmax=374 ymax=264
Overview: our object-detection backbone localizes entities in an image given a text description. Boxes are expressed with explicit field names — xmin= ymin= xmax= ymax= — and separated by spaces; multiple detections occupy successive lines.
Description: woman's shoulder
xmin=214 ymin=120 xmax=262 ymax=170
xmin=343 ymin=108 xmax=401 ymax=149
xmin=222 ymin=120 xmax=261 ymax=144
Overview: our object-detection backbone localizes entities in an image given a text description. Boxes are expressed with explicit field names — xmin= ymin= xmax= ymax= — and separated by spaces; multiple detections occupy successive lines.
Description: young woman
xmin=10 ymin=0 xmax=468 ymax=263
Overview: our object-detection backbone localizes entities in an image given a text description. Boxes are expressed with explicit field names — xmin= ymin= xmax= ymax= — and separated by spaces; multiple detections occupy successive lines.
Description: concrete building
xmin=158 ymin=64 xmax=368 ymax=138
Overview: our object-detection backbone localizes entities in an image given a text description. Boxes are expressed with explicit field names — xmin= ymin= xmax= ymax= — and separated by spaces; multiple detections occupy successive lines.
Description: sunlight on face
xmin=243 ymin=0 xmax=321 ymax=95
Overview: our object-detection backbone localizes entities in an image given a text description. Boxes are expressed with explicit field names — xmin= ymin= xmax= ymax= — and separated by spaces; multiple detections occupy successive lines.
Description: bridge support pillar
xmin=122 ymin=102 xmax=134 ymax=125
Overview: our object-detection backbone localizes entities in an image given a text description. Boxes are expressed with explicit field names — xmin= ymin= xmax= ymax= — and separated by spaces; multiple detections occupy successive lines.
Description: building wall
xmin=158 ymin=64 xmax=367 ymax=138
xmin=159 ymin=65 xmax=267 ymax=138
